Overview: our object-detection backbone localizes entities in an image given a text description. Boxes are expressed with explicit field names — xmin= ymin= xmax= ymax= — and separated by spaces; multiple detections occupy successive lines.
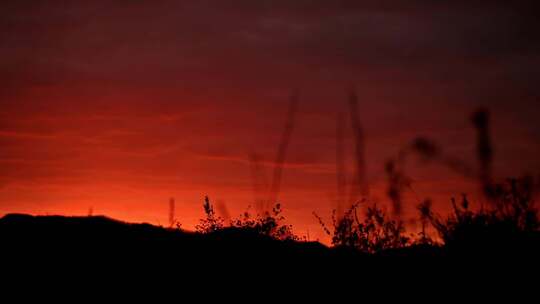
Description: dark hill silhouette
xmin=0 ymin=213 xmax=332 ymax=258
xmin=0 ymin=213 xmax=343 ymax=271
xmin=1 ymin=210 xmax=538 ymax=293
xmin=2 ymin=210 xmax=537 ymax=262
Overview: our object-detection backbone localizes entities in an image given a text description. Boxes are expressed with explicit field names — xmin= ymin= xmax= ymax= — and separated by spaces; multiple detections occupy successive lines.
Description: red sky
xmin=1 ymin=1 xmax=540 ymax=242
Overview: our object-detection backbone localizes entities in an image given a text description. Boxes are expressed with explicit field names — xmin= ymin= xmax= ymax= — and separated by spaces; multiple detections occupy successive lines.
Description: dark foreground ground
xmin=1 ymin=213 xmax=539 ymax=287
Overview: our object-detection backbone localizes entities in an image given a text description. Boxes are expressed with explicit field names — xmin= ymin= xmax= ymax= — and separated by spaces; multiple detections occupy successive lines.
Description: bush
xmin=195 ymin=196 xmax=225 ymax=233
xmin=231 ymin=204 xmax=298 ymax=241
xmin=315 ymin=201 xmax=410 ymax=253
xmin=197 ymin=197 xmax=297 ymax=241
xmin=420 ymin=178 xmax=539 ymax=250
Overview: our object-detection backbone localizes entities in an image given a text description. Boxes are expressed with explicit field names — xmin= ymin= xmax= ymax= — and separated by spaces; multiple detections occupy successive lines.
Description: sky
xmin=1 ymin=0 xmax=540 ymax=241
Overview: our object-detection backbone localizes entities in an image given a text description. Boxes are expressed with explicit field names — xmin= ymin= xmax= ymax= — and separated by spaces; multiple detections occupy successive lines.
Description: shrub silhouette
xmin=230 ymin=203 xmax=298 ymax=241
xmin=314 ymin=201 xmax=409 ymax=253
xmin=419 ymin=178 xmax=539 ymax=252
xmin=195 ymin=196 xmax=225 ymax=233
xmin=197 ymin=196 xmax=297 ymax=241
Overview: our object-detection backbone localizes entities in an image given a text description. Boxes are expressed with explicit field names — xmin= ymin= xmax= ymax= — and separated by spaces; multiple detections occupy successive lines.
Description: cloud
xmin=2 ymin=0 xmax=538 ymax=89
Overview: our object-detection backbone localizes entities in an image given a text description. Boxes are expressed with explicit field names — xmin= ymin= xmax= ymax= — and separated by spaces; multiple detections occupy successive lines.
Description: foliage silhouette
xmin=229 ymin=203 xmax=298 ymax=241
xmin=195 ymin=196 xmax=225 ymax=233
xmin=196 ymin=196 xmax=297 ymax=241
xmin=419 ymin=177 xmax=539 ymax=254
xmin=314 ymin=201 xmax=410 ymax=253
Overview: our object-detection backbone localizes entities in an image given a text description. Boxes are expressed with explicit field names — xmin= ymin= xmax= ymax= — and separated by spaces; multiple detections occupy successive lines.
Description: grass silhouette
xmin=422 ymin=178 xmax=539 ymax=255
xmin=314 ymin=201 xmax=410 ymax=253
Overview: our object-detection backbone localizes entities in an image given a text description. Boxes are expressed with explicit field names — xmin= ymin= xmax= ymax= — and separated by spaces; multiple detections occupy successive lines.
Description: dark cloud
xmin=2 ymin=0 xmax=539 ymax=88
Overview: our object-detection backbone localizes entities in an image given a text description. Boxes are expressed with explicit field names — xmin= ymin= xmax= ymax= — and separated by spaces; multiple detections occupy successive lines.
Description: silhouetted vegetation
xmin=419 ymin=178 xmax=539 ymax=253
xmin=314 ymin=201 xmax=410 ymax=253
xmin=195 ymin=196 xmax=225 ymax=233
xmin=196 ymin=196 xmax=297 ymax=241
xmin=311 ymin=107 xmax=540 ymax=256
